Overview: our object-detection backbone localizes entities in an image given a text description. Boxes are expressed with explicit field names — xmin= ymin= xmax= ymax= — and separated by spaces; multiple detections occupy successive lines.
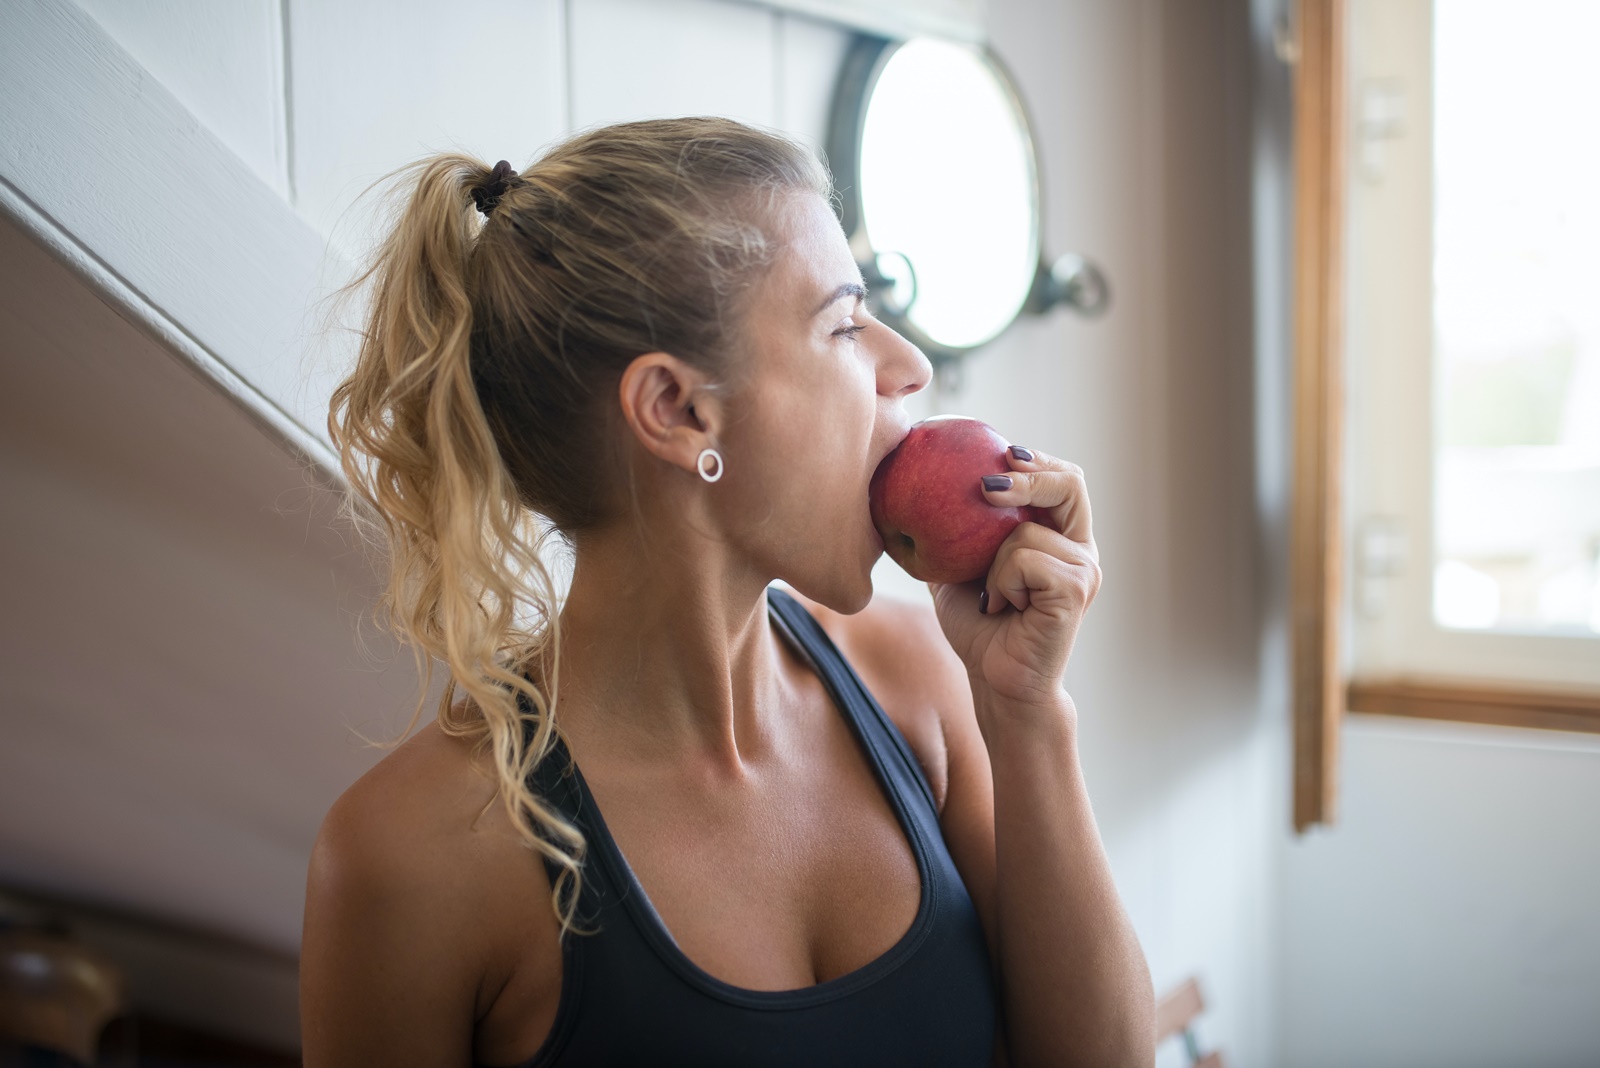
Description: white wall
xmin=960 ymin=5 xmax=1279 ymax=1065
xmin=1281 ymin=717 xmax=1600 ymax=1068
xmin=23 ymin=0 xmax=1282 ymax=1061
xmin=287 ymin=0 xmax=568 ymax=247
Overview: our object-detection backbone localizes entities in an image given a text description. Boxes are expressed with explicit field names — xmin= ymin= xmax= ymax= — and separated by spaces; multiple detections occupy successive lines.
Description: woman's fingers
xmin=981 ymin=519 xmax=1102 ymax=615
xmin=978 ymin=447 xmax=1095 ymax=549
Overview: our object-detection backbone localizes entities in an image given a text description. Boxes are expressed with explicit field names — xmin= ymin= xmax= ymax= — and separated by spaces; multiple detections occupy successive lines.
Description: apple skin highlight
xmin=868 ymin=416 xmax=1046 ymax=585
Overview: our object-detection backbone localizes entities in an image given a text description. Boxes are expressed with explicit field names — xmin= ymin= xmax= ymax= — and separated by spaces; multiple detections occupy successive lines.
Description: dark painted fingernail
xmin=981 ymin=474 xmax=1013 ymax=492
xmin=1008 ymin=445 xmax=1034 ymax=462
xmin=978 ymin=589 xmax=989 ymax=614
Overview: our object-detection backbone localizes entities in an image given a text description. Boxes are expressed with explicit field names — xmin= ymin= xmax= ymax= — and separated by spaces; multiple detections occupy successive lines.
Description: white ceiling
xmin=0 ymin=213 xmax=426 ymax=957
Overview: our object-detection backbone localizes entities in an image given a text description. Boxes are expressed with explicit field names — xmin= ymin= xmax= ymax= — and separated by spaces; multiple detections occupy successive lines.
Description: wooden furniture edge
xmin=1289 ymin=0 xmax=1348 ymax=832
xmin=1154 ymin=976 xmax=1205 ymax=1044
xmin=1347 ymin=679 xmax=1600 ymax=736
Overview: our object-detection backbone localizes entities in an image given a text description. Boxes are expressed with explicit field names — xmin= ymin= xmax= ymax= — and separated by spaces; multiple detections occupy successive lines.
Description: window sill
xmin=1346 ymin=678 xmax=1600 ymax=736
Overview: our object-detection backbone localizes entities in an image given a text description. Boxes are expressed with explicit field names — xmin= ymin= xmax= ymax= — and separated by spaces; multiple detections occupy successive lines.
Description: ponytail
xmin=328 ymin=154 xmax=585 ymax=931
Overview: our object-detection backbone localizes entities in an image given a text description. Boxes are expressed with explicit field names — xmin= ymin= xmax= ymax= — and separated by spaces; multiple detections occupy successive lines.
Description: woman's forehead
xmin=767 ymin=194 xmax=860 ymax=313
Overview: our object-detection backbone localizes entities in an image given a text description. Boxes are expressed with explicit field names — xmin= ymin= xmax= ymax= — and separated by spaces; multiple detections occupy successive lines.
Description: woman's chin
xmin=787 ymin=567 xmax=875 ymax=616
xmin=839 ymin=566 xmax=879 ymax=614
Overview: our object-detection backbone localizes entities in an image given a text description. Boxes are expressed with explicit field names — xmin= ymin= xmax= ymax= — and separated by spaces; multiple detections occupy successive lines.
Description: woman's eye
xmin=835 ymin=323 xmax=868 ymax=340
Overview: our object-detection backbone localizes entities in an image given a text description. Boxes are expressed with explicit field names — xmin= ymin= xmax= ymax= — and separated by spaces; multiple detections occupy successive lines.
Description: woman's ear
xmin=617 ymin=352 xmax=721 ymax=471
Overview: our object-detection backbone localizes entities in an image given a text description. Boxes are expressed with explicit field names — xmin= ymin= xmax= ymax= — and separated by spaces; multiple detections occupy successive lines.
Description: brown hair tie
xmin=471 ymin=160 xmax=518 ymax=217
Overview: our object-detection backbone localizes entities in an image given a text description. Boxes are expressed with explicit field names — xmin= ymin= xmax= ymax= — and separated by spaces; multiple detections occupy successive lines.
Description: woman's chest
xmin=472 ymin=718 xmax=926 ymax=1065
xmin=593 ymin=743 xmax=923 ymax=990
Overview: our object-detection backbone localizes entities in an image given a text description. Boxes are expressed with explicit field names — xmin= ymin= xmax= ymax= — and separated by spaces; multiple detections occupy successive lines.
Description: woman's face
xmin=714 ymin=192 xmax=932 ymax=612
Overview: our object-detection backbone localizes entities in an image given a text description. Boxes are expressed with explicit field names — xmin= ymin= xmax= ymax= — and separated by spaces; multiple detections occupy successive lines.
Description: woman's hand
xmin=929 ymin=446 xmax=1101 ymax=709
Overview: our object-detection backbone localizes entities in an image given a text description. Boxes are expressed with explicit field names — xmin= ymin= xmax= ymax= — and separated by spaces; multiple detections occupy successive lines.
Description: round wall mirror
xmin=829 ymin=36 xmax=1108 ymax=364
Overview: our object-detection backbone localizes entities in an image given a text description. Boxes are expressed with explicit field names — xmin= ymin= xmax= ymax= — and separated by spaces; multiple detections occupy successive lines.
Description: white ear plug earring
xmin=697 ymin=447 xmax=724 ymax=483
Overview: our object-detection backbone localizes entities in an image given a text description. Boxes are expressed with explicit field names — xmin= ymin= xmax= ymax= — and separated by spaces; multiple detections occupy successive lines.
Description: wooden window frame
xmin=1346 ymin=679 xmax=1600 ymax=737
xmin=1291 ymin=0 xmax=1600 ymax=833
xmin=1290 ymin=0 xmax=1348 ymax=833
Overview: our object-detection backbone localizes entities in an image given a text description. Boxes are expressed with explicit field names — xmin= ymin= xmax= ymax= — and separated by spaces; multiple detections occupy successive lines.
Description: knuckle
xmin=1067 ymin=568 xmax=1095 ymax=600
xmin=1030 ymin=450 xmax=1064 ymax=473
xmin=1014 ymin=546 xmax=1051 ymax=571
xmin=1015 ymin=520 xmax=1051 ymax=547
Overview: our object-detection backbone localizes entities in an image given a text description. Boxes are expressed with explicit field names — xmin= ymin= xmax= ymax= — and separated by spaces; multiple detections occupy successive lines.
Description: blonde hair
xmin=328 ymin=118 xmax=830 ymax=930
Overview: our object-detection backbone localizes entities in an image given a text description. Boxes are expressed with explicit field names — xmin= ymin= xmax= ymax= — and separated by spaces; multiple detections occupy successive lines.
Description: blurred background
xmin=1 ymin=0 xmax=1596 ymax=1065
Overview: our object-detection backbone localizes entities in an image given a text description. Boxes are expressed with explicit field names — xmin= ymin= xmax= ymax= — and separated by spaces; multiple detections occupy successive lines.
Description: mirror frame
xmin=827 ymin=34 xmax=1044 ymax=364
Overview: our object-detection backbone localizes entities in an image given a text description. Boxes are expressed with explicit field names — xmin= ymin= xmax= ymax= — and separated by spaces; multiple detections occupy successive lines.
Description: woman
xmin=300 ymin=117 xmax=1152 ymax=1067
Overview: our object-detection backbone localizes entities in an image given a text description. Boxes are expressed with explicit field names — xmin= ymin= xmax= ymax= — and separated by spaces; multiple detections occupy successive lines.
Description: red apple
xmin=869 ymin=416 xmax=1045 ymax=584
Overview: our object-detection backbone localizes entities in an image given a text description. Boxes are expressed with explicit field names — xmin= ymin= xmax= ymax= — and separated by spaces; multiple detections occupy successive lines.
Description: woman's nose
xmin=879 ymin=326 xmax=933 ymax=399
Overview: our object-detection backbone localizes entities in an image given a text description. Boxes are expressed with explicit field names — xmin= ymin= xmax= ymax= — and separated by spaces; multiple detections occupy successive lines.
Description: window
xmin=1430 ymin=1 xmax=1600 ymax=637
xmin=1291 ymin=0 xmax=1600 ymax=829
xmin=1343 ymin=0 xmax=1600 ymax=695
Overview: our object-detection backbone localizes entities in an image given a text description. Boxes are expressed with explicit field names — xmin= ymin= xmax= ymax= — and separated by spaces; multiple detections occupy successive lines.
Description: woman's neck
xmin=551 ymin=519 xmax=799 ymax=775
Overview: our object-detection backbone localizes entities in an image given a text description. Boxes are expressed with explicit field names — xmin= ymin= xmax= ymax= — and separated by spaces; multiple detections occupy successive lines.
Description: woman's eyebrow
xmin=812 ymin=282 xmax=867 ymax=316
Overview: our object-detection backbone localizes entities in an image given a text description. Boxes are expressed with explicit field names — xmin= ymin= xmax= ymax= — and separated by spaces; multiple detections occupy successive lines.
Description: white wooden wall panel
xmin=0 ymin=0 xmax=342 ymax=452
xmin=569 ymin=0 xmax=779 ymax=131
xmin=288 ymin=0 xmax=567 ymax=256
xmin=775 ymin=12 xmax=854 ymax=157
xmin=751 ymin=0 xmax=984 ymax=43
xmin=68 ymin=0 xmax=289 ymax=197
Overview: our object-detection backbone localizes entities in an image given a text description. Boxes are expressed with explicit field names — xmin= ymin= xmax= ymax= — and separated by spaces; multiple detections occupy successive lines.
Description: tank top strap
xmin=519 ymin=725 xmax=609 ymax=933
xmin=765 ymin=586 xmax=941 ymax=820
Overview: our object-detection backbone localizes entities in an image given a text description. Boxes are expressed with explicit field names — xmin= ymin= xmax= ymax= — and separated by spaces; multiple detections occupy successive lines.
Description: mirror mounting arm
xmin=1024 ymin=253 xmax=1111 ymax=318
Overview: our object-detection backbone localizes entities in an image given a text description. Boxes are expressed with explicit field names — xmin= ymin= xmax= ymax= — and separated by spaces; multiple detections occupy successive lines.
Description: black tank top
xmin=489 ymin=587 xmax=997 ymax=1067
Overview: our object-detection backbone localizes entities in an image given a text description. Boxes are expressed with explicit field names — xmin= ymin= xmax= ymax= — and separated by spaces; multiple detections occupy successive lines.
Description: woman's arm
xmin=964 ymin=682 xmax=1152 ymax=1067
xmin=928 ymin=448 xmax=1153 ymax=1068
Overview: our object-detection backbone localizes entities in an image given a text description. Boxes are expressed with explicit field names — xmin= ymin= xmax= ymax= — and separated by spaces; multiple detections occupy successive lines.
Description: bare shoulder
xmin=301 ymin=719 xmax=559 ymax=1064
xmin=308 ymin=715 xmax=557 ymax=958
xmin=783 ymin=588 xmax=974 ymax=812
xmin=311 ymin=720 xmax=499 ymax=898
